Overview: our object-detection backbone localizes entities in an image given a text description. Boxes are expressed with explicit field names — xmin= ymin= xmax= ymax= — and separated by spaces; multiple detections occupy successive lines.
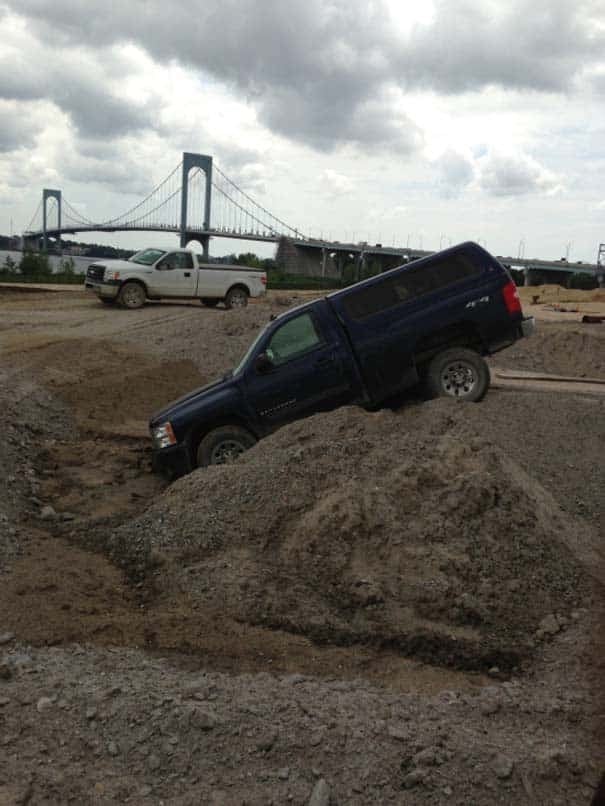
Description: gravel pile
xmin=0 ymin=368 xmax=72 ymax=572
xmin=110 ymin=401 xmax=596 ymax=672
xmin=0 ymin=634 xmax=601 ymax=805
xmin=491 ymin=321 xmax=605 ymax=379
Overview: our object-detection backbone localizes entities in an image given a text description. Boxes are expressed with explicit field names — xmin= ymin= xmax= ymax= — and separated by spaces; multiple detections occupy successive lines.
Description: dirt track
xmin=0 ymin=288 xmax=604 ymax=805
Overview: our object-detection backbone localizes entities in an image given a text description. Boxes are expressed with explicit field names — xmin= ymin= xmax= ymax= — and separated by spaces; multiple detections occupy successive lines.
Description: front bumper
xmin=151 ymin=442 xmax=193 ymax=479
xmin=521 ymin=316 xmax=535 ymax=338
xmin=85 ymin=281 xmax=120 ymax=300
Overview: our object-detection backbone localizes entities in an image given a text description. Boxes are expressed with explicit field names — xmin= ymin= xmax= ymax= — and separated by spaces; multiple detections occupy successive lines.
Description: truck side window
xmin=177 ymin=252 xmax=194 ymax=269
xmin=162 ymin=252 xmax=193 ymax=270
xmin=265 ymin=313 xmax=322 ymax=366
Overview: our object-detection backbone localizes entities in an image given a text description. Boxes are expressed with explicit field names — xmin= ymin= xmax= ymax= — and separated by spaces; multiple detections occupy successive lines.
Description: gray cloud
xmin=0 ymin=44 xmax=155 ymax=138
xmin=61 ymin=147 xmax=153 ymax=196
xmin=435 ymin=150 xmax=475 ymax=197
xmin=477 ymin=152 xmax=562 ymax=196
xmin=398 ymin=0 xmax=603 ymax=94
xmin=0 ymin=101 xmax=43 ymax=151
xmin=8 ymin=0 xmax=605 ymax=153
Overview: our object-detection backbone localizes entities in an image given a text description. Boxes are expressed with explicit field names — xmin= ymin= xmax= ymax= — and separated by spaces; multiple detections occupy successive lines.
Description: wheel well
xmin=187 ymin=417 xmax=257 ymax=462
xmin=414 ymin=322 xmax=485 ymax=367
xmin=226 ymin=283 xmax=250 ymax=297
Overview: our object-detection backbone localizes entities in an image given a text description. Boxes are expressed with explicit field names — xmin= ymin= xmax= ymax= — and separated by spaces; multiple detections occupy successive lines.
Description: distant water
xmin=0 ymin=250 xmax=93 ymax=275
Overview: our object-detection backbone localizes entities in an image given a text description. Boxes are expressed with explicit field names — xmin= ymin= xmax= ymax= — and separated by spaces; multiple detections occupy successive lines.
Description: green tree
xmin=19 ymin=250 xmax=51 ymax=277
xmin=2 ymin=255 xmax=17 ymax=274
xmin=236 ymin=252 xmax=263 ymax=269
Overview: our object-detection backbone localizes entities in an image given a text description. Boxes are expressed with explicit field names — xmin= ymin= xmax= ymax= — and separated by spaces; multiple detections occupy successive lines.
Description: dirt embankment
xmin=109 ymin=402 xmax=599 ymax=675
xmin=0 ymin=291 xmax=604 ymax=805
xmin=491 ymin=320 xmax=605 ymax=379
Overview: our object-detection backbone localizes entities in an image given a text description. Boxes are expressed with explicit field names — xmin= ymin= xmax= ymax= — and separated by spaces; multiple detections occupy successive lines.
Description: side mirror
xmin=156 ymin=261 xmax=166 ymax=270
xmin=255 ymin=353 xmax=273 ymax=374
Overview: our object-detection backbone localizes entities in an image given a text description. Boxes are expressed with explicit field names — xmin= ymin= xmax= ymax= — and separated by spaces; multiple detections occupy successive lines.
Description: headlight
xmin=151 ymin=422 xmax=176 ymax=449
xmin=105 ymin=270 xmax=121 ymax=281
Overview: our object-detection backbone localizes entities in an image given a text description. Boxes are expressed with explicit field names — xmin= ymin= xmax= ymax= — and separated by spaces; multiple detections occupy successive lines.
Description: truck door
xmin=148 ymin=252 xmax=197 ymax=297
xmin=244 ymin=310 xmax=354 ymax=430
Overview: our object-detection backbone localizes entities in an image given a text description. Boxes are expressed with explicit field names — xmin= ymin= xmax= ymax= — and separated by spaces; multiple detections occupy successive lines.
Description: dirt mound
xmin=0 ymin=367 xmax=73 ymax=571
xmin=5 ymin=338 xmax=204 ymax=435
xmin=519 ymin=284 xmax=604 ymax=303
xmin=110 ymin=402 xmax=594 ymax=672
xmin=491 ymin=321 xmax=605 ymax=378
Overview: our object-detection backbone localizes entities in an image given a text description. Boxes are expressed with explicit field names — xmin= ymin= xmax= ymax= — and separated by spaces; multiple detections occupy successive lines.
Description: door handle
xmin=184 ymin=272 xmax=191 ymax=277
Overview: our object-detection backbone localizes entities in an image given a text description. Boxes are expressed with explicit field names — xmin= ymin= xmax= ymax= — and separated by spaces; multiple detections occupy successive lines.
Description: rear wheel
xmin=225 ymin=286 xmax=249 ymax=309
xmin=196 ymin=426 xmax=257 ymax=467
xmin=118 ymin=282 xmax=146 ymax=309
xmin=200 ymin=298 xmax=220 ymax=308
xmin=426 ymin=348 xmax=490 ymax=402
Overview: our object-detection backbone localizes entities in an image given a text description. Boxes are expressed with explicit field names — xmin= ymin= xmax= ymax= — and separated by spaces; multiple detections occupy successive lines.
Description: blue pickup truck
xmin=150 ymin=242 xmax=534 ymax=477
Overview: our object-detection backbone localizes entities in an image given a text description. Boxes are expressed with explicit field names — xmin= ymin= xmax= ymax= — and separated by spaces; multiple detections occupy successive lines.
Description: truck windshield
xmin=129 ymin=249 xmax=166 ymax=266
xmin=232 ymin=325 xmax=269 ymax=376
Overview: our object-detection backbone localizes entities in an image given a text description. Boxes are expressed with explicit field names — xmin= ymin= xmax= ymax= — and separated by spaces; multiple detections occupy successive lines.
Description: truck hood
xmin=89 ymin=258 xmax=139 ymax=271
xmin=149 ymin=376 xmax=231 ymax=426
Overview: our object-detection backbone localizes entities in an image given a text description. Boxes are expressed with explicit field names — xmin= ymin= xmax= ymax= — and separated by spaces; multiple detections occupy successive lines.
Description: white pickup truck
xmin=85 ymin=247 xmax=267 ymax=309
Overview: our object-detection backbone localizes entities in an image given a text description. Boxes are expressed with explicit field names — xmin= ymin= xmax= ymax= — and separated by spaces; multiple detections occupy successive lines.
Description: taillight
xmin=261 ymin=274 xmax=267 ymax=286
xmin=502 ymin=280 xmax=522 ymax=315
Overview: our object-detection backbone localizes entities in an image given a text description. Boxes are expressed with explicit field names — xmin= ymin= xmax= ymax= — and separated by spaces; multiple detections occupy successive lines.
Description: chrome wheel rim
xmin=441 ymin=360 xmax=477 ymax=398
xmin=123 ymin=286 xmax=143 ymax=307
xmin=230 ymin=291 xmax=247 ymax=308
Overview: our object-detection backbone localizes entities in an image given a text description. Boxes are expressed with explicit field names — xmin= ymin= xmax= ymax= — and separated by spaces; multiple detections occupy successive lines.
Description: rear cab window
xmin=342 ymin=251 xmax=482 ymax=321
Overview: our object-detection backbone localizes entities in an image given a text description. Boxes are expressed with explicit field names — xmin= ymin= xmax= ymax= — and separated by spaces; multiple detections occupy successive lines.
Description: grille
xmin=87 ymin=264 xmax=105 ymax=282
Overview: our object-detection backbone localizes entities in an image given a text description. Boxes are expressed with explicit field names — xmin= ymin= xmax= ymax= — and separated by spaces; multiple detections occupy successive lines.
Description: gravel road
xmin=0 ymin=288 xmax=603 ymax=805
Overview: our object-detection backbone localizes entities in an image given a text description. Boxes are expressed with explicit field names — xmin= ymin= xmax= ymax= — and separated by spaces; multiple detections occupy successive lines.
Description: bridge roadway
xmin=289 ymin=238 xmax=600 ymax=276
xmin=25 ymin=226 xmax=601 ymax=280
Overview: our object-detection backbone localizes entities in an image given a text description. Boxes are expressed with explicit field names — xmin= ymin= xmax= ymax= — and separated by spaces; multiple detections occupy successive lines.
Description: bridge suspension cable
xmin=121 ymin=185 xmax=181 ymax=229
xmin=62 ymin=198 xmax=96 ymax=227
xmin=25 ymin=199 xmax=42 ymax=233
xmin=23 ymin=155 xmax=306 ymax=244
xmin=101 ymin=161 xmax=183 ymax=227
xmin=212 ymin=182 xmax=282 ymax=236
xmin=213 ymin=165 xmax=303 ymax=238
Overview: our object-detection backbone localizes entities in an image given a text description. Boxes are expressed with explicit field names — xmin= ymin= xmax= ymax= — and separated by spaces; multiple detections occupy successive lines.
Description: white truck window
xmin=163 ymin=252 xmax=194 ymax=270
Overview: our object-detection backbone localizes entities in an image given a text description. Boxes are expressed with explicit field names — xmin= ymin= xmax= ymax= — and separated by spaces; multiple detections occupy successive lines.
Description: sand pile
xmin=110 ymin=401 xmax=593 ymax=671
xmin=491 ymin=322 xmax=605 ymax=378
xmin=518 ymin=284 xmax=604 ymax=304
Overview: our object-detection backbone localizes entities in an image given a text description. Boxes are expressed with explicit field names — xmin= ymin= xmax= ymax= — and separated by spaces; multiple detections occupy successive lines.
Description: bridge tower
xmin=42 ymin=189 xmax=62 ymax=252
xmin=180 ymin=153 xmax=212 ymax=258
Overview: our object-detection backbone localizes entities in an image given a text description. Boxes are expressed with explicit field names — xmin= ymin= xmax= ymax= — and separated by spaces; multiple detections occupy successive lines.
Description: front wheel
xmin=118 ymin=282 xmax=146 ymax=309
xmin=425 ymin=348 xmax=490 ymax=402
xmin=225 ymin=286 xmax=249 ymax=310
xmin=196 ymin=426 xmax=257 ymax=467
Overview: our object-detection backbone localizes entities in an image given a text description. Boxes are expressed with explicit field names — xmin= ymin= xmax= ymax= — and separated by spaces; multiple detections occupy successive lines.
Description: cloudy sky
xmin=1 ymin=0 xmax=605 ymax=261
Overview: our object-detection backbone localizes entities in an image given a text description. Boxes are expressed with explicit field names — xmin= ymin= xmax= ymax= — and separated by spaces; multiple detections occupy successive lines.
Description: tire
xmin=224 ymin=286 xmax=249 ymax=310
xmin=118 ymin=282 xmax=146 ymax=309
xmin=201 ymin=298 xmax=220 ymax=308
xmin=425 ymin=348 xmax=490 ymax=402
xmin=196 ymin=426 xmax=257 ymax=467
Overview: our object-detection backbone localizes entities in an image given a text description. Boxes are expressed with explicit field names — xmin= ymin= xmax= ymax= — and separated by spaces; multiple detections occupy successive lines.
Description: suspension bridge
xmin=23 ymin=153 xmax=304 ymax=258
xmin=21 ymin=151 xmax=603 ymax=286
